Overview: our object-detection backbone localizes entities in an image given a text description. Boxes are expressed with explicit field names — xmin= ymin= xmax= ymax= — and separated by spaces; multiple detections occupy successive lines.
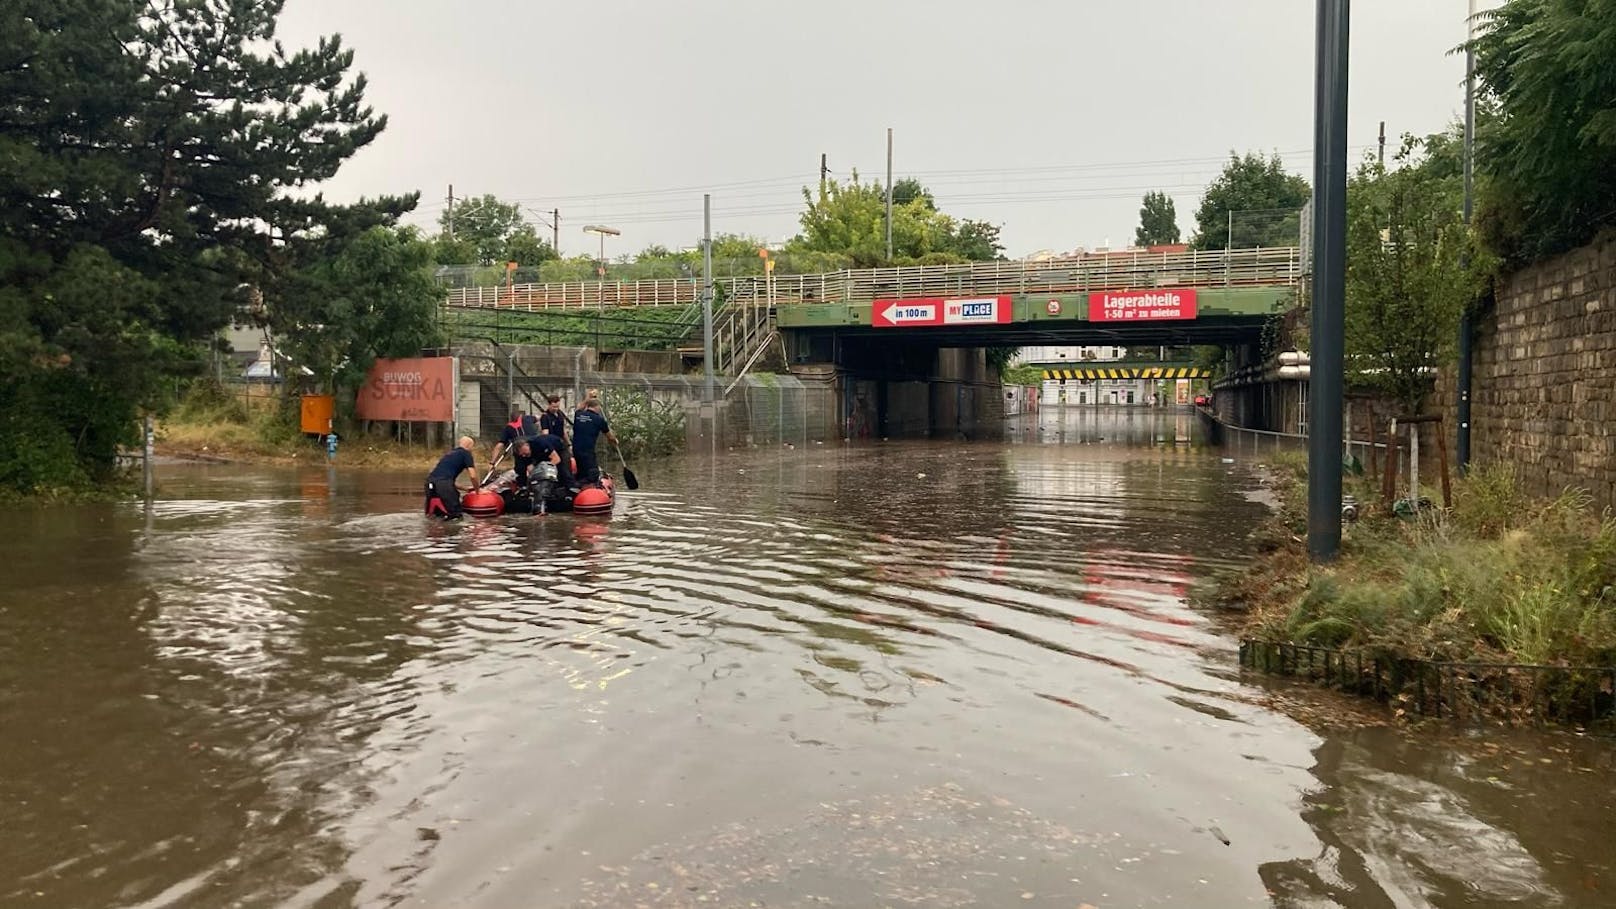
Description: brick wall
xmin=1446 ymin=232 xmax=1616 ymax=505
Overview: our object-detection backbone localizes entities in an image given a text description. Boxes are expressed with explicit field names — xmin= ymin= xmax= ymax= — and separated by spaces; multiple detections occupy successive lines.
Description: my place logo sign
xmin=1088 ymin=288 xmax=1198 ymax=322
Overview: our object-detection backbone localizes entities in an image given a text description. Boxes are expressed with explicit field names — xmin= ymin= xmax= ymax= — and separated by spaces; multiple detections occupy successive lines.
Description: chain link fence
xmin=458 ymin=348 xmax=824 ymax=456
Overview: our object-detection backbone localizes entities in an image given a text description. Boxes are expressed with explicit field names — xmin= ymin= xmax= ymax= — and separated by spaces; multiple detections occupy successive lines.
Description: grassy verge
xmin=156 ymin=385 xmax=443 ymax=471
xmin=1202 ymin=458 xmax=1616 ymax=669
xmin=158 ymin=383 xmax=692 ymax=470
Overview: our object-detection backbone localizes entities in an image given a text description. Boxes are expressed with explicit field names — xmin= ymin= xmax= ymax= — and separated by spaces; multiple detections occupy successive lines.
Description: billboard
xmin=872 ymin=295 xmax=1012 ymax=328
xmin=1087 ymin=289 xmax=1198 ymax=322
xmin=355 ymin=357 xmax=456 ymax=422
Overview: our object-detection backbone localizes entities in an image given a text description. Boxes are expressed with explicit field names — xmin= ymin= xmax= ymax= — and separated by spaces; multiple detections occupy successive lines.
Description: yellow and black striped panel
xmin=1039 ymin=367 xmax=1209 ymax=381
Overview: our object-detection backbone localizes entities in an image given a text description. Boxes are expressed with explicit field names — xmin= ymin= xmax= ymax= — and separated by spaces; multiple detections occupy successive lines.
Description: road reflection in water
xmin=0 ymin=410 xmax=1610 ymax=908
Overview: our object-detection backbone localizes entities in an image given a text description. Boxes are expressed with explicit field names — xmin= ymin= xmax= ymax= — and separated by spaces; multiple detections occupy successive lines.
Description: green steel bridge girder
xmin=774 ymin=285 xmax=1294 ymax=331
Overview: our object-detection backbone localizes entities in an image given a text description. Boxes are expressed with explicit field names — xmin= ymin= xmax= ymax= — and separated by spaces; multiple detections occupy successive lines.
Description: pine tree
xmin=0 ymin=0 xmax=414 ymax=490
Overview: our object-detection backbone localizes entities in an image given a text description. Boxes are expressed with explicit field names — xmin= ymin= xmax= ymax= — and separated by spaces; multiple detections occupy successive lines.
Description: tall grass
xmin=1235 ymin=460 xmax=1616 ymax=668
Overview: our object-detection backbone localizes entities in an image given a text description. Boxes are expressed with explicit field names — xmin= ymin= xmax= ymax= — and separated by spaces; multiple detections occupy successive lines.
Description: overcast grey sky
xmin=277 ymin=0 xmax=1486 ymax=259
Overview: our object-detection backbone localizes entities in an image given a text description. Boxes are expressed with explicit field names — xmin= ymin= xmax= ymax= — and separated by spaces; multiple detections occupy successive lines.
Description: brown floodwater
xmin=2 ymin=409 xmax=1613 ymax=908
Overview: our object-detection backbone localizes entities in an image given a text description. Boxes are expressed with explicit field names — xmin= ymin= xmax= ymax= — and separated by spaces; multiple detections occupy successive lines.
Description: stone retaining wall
xmin=1447 ymin=232 xmax=1616 ymax=505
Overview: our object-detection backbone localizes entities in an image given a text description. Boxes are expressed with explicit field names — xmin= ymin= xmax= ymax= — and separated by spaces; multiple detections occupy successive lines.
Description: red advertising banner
xmin=1088 ymin=288 xmax=1198 ymax=322
xmin=355 ymin=357 xmax=455 ymax=422
xmin=872 ymin=295 xmax=1012 ymax=328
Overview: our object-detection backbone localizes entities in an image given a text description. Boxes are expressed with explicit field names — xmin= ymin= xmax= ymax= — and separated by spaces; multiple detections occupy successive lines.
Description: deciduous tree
xmin=1345 ymin=134 xmax=1491 ymax=413
xmin=269 ymin=227 xmax=444 ymax=396
xmin=437 ymin=195 xmax=532 ymax=265
xmin=1471 ymin=0 xmax=1616 ymax=264
xmin=1135 ymin=192 xmax=1182 ymax=246
xmin=789 ymin=175 xmax=1000 ymax=266
xmin=501 ymin=225 xmax=557 ymax=269
xmin=1190 ymin=152 xmax=1310 ymax=250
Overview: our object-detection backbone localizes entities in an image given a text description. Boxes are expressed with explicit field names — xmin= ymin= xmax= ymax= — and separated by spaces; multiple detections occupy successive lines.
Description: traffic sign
xmin=872 ymin=299 xmax=942 ymax=327
xmin=872 ymin=295 xmax=1011 ymax=328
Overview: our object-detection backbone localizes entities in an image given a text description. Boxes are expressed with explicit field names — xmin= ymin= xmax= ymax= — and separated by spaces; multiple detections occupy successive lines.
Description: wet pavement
xmin=1 ymin=409 xmax=1612 ymax=907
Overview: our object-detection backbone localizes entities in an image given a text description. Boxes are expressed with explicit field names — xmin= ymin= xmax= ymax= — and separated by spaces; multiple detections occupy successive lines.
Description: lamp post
xmin=1307 ymin=0 xmax=1350 ymax=563
xmin=1457 ymin=0 xmax=1477 ymax=473
xmin=583 ymin=224 xmax=620 ymax=279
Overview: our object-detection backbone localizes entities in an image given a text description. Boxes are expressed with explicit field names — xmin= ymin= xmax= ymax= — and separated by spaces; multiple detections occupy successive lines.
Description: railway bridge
xmin=444 ymin=247 xmax=1301 ymax=438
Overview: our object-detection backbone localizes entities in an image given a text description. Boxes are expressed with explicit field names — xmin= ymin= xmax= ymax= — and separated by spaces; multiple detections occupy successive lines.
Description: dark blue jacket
xmin=515 ymin=434 xmax=564 ymax=483
xmin=539 ymin=410 xmax=567 ymax=440
xmin=572 ymin=410 xmax=610 ymax=453
xmin=500 ymin=414 xmax=540 ymax=447
xmin=429 ymin=448 xmax=474 ymax=481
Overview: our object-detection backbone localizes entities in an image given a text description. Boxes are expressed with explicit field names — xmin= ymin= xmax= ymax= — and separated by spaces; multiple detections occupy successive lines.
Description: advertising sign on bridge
xmin=872 ymin=295 xmax=1012 ymax=328
xmin=355 ymin=356 xmax=456 ymax=422
xmin=1087 ymin=288 xmax=1198 ymax=322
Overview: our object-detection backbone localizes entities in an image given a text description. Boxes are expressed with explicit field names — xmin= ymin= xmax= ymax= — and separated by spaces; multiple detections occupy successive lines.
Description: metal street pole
xmin=703 ymin=193 xmax=715 ymax=404
xmin=1225 ymin=209 xmax=1234 ymax=285
xmin=1308 ymin=0 xmax=1350 ymax=562
xmin=1457 ymin=0 xmax=1477 ymax=472
xmin=885 ymin=127 xmax=894 ymax=262
xmin=583 ymin=224 xmax=620 ymax=282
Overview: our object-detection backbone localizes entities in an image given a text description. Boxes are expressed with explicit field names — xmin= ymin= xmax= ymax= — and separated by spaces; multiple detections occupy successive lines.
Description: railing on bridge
xmin=446 ymin=278 xmax=703 ymax=310
xmin=443 ymin=246 xmax=1303 ymax=311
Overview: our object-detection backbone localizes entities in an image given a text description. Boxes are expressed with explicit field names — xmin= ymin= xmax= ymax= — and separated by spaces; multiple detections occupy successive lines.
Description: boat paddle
xmin=613 ymin=442 xmax=639 ymax=490
xmin=577 ymin=393 xmax=637 ymax=490
xmin=478 ymin=446 xmax=512 ymax=488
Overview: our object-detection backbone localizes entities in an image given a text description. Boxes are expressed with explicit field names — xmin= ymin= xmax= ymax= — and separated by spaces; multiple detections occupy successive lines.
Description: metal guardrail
xmin=1199 ymin=410 xmax=1387 ymax=467
xmin=444 ymin=246 xmax=1303 ymax=311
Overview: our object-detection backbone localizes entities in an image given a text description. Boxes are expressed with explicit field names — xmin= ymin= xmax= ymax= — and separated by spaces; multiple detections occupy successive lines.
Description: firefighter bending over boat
xmin=424 ymin=436 xmax=478 ymax=519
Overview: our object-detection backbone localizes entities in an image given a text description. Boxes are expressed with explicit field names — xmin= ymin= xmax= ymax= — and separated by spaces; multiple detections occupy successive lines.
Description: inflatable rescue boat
xmin=460 ymin=459 xmax=616 ymax=518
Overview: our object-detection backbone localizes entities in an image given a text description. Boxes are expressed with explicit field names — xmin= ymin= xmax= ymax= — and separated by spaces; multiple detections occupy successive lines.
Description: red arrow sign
xmin=872 ymin=299 xmax=943 ymax=327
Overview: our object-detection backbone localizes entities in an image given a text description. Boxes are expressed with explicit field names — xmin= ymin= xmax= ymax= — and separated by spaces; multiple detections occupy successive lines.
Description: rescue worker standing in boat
xmin=539 ymin=395 xmax=569 ymax=462
xmin=425 ymin=436 xmax=478 ymax=519
xmin=492 ymin=409 xmax=540 ymax=466
xmin=570 ymin=398 xmax=618 ymax=485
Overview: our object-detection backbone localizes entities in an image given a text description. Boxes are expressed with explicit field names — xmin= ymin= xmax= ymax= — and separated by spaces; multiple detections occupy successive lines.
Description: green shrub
xmin=1476 ymin=578 xmax=1616 ymax=666
xmin=1239 ymin=460 xmax=1616 ymax=668
xmin=1285 ymin=574 xmax=1381 ymax=646
xmin=170 ymin=380 xmax=249 ymax=425
xmin=254 ymin=400 xmax=302 ymax=446
xmin=1452 ymin=461 xmax=1528 ymax=539
xmin=599 ymin=388 xmax=686 ymax=460
xmin=0 ymin=410 xmax=89 ymax=496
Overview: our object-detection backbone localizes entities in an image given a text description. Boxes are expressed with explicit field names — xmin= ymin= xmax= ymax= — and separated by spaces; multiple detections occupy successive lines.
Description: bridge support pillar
xmin=787 ymin=333 xmax=1007 ymax=441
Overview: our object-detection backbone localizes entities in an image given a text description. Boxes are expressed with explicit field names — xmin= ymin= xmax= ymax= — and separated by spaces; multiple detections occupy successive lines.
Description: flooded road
xmin=2 ymin=409 xmax=1612 ymax=908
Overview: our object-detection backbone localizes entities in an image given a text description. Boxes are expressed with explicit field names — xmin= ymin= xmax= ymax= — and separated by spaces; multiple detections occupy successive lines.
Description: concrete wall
xmin=458 ymin=338 xmax=1011 ymax=449
xmin=1441 ymin=232 xmax=1616 ymax=505
xmin=596 ymin=349 xmax=684 ymax=375
xmin=788 ymin=340 xmax=1007 ymax=440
